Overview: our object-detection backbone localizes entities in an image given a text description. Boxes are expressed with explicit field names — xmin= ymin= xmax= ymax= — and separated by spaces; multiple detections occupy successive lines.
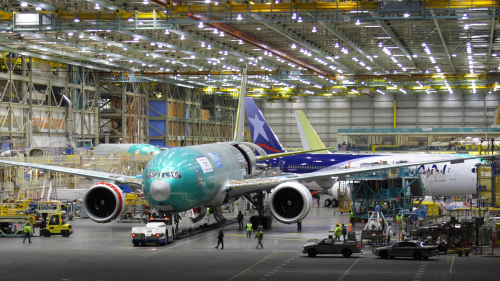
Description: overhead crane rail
xmin=1 ymin=0 xmax=498 ymax=29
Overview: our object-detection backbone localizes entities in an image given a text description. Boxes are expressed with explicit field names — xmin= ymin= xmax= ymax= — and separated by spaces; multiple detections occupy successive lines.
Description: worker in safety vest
xmin=205 ymin=207 xmax=210 ymax=222
xmin=334 ymin=224 xmax=342 ymax=242
xmin=396 ymin=213 xmax=402 ymax=229
xmin=246 ymin=221 xmax=253 ymax=238
xmin=23 ymin=224 xmax=32 ymax=243
xmin=349 ymin=211 xmax=355 ymax=226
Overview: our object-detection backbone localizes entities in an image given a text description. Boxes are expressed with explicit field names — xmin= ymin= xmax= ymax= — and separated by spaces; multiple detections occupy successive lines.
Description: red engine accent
xmin=83 ymin=182 xmax=126 ymax=223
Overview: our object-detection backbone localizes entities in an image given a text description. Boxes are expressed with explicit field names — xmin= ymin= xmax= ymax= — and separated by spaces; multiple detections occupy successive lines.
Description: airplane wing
xmin=0 ymin=159 xmax=142 ymax=187
xmin=256 ymin=147 xmax=332 ymax=161
xmin=227 ymin=154 xmax=497 ymax=197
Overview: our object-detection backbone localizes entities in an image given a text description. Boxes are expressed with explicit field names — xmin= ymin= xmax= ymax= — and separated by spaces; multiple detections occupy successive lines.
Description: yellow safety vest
xmin=246 ymin=223 xmax=253 ymax=231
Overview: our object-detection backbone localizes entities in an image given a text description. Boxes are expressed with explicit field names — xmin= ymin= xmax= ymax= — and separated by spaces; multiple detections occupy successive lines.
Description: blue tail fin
xmin=245 ymin=97 xmax=286 ymax=154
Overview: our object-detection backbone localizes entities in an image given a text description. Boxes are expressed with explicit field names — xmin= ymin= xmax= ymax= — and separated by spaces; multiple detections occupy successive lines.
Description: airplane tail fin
xmin=294 ymin=110 xmax=328 ymax=153
xmin=233 ymin=67 xmax=248 ymax=143
xmin=245 ymin=97 xmax=286 ymax=154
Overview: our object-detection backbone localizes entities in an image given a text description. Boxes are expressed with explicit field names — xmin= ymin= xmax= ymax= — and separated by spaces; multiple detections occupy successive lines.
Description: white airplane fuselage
xmin=262 ymin=153 xmax=480 ymax=197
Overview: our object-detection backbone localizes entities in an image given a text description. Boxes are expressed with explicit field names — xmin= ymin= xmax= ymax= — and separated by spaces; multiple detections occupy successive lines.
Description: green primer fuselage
xmin=143 ymin=143 xmax=248 ymax=212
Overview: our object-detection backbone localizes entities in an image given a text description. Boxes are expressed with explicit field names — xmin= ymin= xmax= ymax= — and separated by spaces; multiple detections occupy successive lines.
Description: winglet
xmin=233 ymin=67 xmax=248 ymax=143
xmin=294 ymin=110 xmax=327 ymax=153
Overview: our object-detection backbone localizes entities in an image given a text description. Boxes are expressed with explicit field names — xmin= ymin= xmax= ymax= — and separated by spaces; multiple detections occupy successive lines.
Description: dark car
xmin=372 ymin=240 xmax=438 ymax=260
xmin=302 ymin=236 xmax=362 ymax=258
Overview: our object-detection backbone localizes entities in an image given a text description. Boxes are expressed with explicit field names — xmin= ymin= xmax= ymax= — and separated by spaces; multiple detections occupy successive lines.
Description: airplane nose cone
xmin=149 ymin=180 xmax=171 ymax=201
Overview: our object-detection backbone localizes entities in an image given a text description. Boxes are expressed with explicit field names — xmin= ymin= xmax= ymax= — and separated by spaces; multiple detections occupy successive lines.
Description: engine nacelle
xmin=83 ymin=182 xmax=126 ymax=223
xmin=269 ymin=182 xmax=312 ymax=224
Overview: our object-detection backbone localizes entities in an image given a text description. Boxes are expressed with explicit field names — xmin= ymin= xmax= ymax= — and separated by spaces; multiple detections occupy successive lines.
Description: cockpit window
xmin=147 ymin=171 xmax=182 ymax=179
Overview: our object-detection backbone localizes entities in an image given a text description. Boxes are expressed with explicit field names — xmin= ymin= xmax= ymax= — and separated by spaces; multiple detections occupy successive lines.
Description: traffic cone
xmin=349 ymin=223 xmax=352 ymax=232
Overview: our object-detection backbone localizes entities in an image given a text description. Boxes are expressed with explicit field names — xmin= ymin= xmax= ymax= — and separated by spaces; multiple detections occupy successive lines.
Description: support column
xmin=416 ymin=94 xmax=419 ymax=127
xmin=485 ymin=94 xmax=488 ymax=126
xmin=393 ymin=97 xmax=396 ymax=129
xmin=327 ymin=98 xmax=330 ymax=147
xmin=439 ymin=94 xmax=442 ymax=128
xmin=121 ymin=82 xmax=127 ymax=142
xmin=349 ymin=99 xmax=352 ymax=129
xmin=462 ymin=94 xmax=465 ymax=127
xmin=282 ymin=100 xmax=286 ymax=146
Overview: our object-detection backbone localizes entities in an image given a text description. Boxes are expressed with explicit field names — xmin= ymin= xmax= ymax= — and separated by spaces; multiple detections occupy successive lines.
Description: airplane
xmin=245 ymin=97 xmax=491 ymax=198
xmin=0 ymin=71 xmax=495 ymax=232
xmin=93 ymin=143 xmax=162 ymax=155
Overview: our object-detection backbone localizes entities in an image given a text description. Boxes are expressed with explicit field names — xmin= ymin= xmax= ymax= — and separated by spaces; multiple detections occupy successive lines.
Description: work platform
xmin=345 ymin=167 xmax=425 ymax=219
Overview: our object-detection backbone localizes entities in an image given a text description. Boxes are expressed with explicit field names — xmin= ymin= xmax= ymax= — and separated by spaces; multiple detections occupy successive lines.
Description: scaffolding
xmin=346 ymin=167 xmax=425 ymax=219
xmin=476 ymin=162 xmax=500 ymax=208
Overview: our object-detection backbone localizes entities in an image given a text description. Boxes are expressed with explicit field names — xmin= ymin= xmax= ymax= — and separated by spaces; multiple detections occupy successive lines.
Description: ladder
xmin=337 ymin=181 xmax=352 ymax=214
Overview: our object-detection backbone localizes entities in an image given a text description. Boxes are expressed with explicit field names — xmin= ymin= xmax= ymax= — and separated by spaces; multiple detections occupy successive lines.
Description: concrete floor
xmin=1 ymin=203 xmax=498 ymax=281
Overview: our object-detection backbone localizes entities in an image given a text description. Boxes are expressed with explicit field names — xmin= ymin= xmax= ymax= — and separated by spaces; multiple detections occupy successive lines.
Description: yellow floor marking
xmin=449 ymin=256 xmax=455 ymax=274
xmin=272 ymin=238 xmax=309 ymax=241
xmin=228 ymin=251 xmax=278 ymax=281
xmin=226 ymin=234 xmax=245 ymax=236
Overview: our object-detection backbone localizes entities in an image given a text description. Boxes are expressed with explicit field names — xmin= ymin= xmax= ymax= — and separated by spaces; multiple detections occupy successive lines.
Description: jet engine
xmin=269 ymin=182 xmax=312 ymax=224
xmin=83 ymin=182 xmax=126 ymax=223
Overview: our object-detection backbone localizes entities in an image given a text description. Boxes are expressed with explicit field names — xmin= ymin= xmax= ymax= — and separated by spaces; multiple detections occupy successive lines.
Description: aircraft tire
xmin=324 ymin=199 xmax=331 ymax=207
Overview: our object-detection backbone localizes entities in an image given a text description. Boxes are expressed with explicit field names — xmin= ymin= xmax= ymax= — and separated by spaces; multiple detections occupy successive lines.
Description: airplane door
xmin=278 ymin=161 xmax=285 ymax=171
xmin=448 ymin=166 xmax=456 ymax=180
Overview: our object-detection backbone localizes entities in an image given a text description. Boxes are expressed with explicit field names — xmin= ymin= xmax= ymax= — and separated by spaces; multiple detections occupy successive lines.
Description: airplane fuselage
xmin=143 ymin=143 xmax=251 ymax=212
xmin=261 ymin=153 xmax=480 ymax=196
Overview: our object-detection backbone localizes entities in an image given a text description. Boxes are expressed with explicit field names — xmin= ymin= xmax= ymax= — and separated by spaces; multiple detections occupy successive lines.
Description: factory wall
xmin=253 ymin=93 xmax=500 ymax=148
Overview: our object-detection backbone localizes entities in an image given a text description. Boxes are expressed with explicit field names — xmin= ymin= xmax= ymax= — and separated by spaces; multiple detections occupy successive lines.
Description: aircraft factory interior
xmin=1 ymin=0 xmax=500 ymax=280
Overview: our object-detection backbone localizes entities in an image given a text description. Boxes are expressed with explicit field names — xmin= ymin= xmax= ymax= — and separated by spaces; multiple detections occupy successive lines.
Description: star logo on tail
xmin=247 ymin=113 xmax=269 ymax=143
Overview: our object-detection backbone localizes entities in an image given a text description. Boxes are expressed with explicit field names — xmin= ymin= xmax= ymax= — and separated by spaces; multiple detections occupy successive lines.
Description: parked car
xmin=372 ymin=240 xmax=439 ymax=260
xmin=302 ymin=235 xmax=362 ymax=258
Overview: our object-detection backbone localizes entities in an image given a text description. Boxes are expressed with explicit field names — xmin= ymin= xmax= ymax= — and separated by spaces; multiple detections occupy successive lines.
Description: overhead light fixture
xmin=312 ymin=26 xmax=317 ymax=32
xmin=198 ymin=21 xmax=204 ymax=28
xmin=123 ymin=47 xmax=127 ymax=50
xmin=129 ymin=60 xmax=133 ymax=63
xmin=201 ymin=42 xmax=205 ymax=47
xmin=35 ymin=6 xmax=42 ymax=10
xmin=143 ymin=0 xmax=149 ymax=4
xmin=150 ymin=42 xmax=155 ymax=46
xmin=68 ymin=32 xmax=73 ymax=36
xmin=94 ymin=3 xmax=100 ymax=9
xmin=297 ymin=17 xmax=302 ymax=23
xmin=138 ymin=22 xmax=144 ymax=25
xmin=79 ymin=34 xmax=84 ymax=38
xmin=220 ymin=31 xmax=225 ymax=37
xmin=355 ymin=19 xmax=361 ymax=25
xmin=165 ymin=29 xmax=170 ymax=34
xmin=403 ymin=13 xmax=410 ymax=17
xmin=128 ymin=18 xmax=134 ymax=21
xmin=213 ymin=28 xmax=218 ymax=34
xmin=74 ymin=18 xmax=80 ymax=23
xmin=291 ymin=43 xmax=296 ymax=49
xmin=180 ymin=34 xmax=185 ymax=40
xmin=237 ymin=14 xmax=242 ymax=20
xmin=292 ymin=13 xmax=297 ymax=20
xmin=238 ymin=39 xmax=243 ymax=44
xmin=21 ymin=2 xmax=28 ymax=7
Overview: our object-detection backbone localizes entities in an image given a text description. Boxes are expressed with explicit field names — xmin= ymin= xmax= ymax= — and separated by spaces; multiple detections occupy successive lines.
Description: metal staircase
xmin=337 ymin=180 xmax=352 ymax=214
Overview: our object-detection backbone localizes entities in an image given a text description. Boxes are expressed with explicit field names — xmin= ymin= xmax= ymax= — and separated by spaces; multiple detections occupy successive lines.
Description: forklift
xmin=36 ymin=201 xmax=73 ymax=237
